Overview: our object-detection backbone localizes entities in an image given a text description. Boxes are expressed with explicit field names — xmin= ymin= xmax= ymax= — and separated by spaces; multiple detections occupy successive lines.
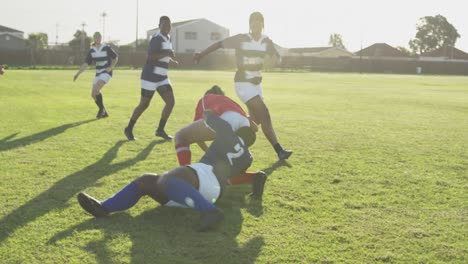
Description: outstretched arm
xmin=193 ymin=41 xmax=223 ymax=64
xmin=73 ymin=63 xmax=88 ymax=81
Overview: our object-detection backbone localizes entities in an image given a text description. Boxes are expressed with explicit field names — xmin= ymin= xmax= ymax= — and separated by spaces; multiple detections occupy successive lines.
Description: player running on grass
xmin=193 ymin=12 xmax=292 ymax=160
xmin=124 ymin=16 xmax=178 ymax=141
xmin=78 ymin=110 xmax=263 ymax=231
xmin=74 ymin=32 xmax=118 ymax=119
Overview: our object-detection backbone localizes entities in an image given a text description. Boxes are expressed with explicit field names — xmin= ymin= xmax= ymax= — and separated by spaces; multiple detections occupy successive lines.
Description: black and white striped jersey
xmin=222 ymin=34 xmax=278 ymax=84
xmin=85 ymin=44 xmax=118 ymax=76
xmin=141 ymin=32 xmax=173 ymax=82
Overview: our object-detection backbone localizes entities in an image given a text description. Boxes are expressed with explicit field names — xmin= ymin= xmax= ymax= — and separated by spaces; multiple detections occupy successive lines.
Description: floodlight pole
xmin=135 ymin=0 xmax=139 ymax=50
xmin=55 ymin=23 xmax=59 ymax=45
xmin=81 ymin=22 xmax=86 ymax=61
xmin=101 ymin=12 xmax=107 ymax=41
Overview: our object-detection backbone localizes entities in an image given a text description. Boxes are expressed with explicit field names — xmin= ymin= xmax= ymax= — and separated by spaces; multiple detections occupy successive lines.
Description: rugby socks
xmin=228 ymin=172 xmax=256 ymax=185
xmin=127 ymin=119 xmax=136 ymax=130
xmin=164 ymin=177 xmax=216 ymax=212
xmin=95 ymin=93 xmax=104 ymax=110
xmin=101 ymin=181 xmax=142 ymax=212
xmin=157 ymin=118 xmax=168 ymax=132
xmin=175 ymin=144 xmax=191 ymax=165
xmin=273 ymin=143 xmax=284 ymax=154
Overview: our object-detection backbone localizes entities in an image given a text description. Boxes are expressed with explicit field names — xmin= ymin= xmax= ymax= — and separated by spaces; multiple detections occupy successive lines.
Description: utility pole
xmin=55 ymin=23 xmax=59 ymax=46
xmin=81 ymin=22 xmax=86 ymax=61
xmin=136 ymin=0 xmax=139 ymax=50
xmin=101 ymin=12 xmax=107 ymax=40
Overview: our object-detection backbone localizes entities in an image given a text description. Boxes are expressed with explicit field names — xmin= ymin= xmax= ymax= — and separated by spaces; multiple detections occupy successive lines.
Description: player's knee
xmin=139 ymin=100 xmax=150 ymax=110
xmin=166 ymin=98 xmax=175 ymax=109
xmin=135 ymin=173 xmax=160 ymax=195
xmin=174 ymin=130 xmax=188 ymax=144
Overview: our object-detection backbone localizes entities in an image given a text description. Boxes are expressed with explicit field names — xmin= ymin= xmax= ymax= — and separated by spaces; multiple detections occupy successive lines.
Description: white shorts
xmin=141 ymin=78 xmax=171 ymax=92
xmin=93 ymin=73 xmax=111 ymax=85
xmin=235 ymin=82 xmax=263 ymax=103
xmin=219 ymin=111 xmax=250 ymax=132
xmin=164 ymin=163 xmax=221 ymax=208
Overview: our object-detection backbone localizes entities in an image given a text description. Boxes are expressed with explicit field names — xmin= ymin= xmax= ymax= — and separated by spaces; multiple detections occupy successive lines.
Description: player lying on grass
xmin=78 ymin=110 xmax=264 ymax=231
xmin=175 ymin=85 xmax=267 ymax=189
xmin=73 ymin=32 xmax=118 ymax=119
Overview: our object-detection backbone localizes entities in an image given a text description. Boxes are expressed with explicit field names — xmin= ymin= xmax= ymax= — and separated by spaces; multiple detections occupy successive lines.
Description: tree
xmin=28 ymin=33 xmax=48 ymax=50
xmin=396 ymin=46 xmax=413 ymax=57
xmin=68 ymin=30 xmax=92 ymax=62
xmin=409 ymin=14 xmax=460 ymax=55
xmin=328 ymin=33 xmax=345 ymax=49
xmin=27 ymin=33 xmax=48 ymax=65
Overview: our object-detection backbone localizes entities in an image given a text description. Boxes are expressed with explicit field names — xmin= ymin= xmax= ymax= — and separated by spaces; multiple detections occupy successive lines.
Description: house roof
xmin=420 ymin=46 xmax=468 ymax=60
xmin=0 ymin=25 xmax=23 ymax=33
xmin=148 ymin=18 xmax=228 ymax=32
xmin=289 ymin=47 xmax=332 ymax=53
xmin=171 ymin=19 xmax=200 ymax=28
xmin=355 ymin=43 xmax=408 ymax=57
xmin=0 ymin=32 xmax=25 ymax=40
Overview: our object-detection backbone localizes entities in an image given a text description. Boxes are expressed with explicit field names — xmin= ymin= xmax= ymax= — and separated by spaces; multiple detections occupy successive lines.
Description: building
xmin=287 ymin=46 xmax=354 ymax=58
xmin=355 ymin=43 xmax=408 ymax=58
xmin=147 ymin=18 xmax=229 ymax=54
xmin=419 ymin=46 xmax=468 ymax=61
xmin=0 ymin=25 xmax=27 ymax=51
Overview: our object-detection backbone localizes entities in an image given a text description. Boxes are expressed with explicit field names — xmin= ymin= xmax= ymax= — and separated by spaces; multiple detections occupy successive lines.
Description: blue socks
xmin=102 ymin=181 xmax=142 ymax=212
xmin=164 ymin=177 xmax=217 ymax=212
xmin=100 ymin=177 xmax=216 ymax=213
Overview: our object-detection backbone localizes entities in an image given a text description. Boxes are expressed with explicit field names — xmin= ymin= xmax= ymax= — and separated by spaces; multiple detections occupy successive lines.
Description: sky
xmin=1 ymin=0 xmax=467 ymax=52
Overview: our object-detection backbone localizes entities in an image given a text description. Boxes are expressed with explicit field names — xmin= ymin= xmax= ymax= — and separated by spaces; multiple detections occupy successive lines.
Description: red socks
xmin=176 ymin=144 xmax=191 ymax=165
xmin=228 ymin=172 xmax=256 ymax=185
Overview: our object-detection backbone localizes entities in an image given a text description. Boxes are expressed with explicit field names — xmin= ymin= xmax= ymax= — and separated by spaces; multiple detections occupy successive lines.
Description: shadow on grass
xmin=0 ymin=119 xmax=96 ymax=152
xmin=49 ymin=205 xmax=264 ymax=263
xmin=0 ymin=139 xmax=162 ymax=245
xmin=262 ymin=159 xmax=292 ymax=176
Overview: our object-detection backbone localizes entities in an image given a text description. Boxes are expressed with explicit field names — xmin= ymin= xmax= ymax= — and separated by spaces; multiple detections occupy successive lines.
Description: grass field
xmin=0 ymin=70 xmax=467 ymax=263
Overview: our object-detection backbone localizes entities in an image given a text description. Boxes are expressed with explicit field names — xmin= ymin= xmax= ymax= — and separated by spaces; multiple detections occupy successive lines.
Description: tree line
xmin=27 ymin=14 xmax=461 ymax=56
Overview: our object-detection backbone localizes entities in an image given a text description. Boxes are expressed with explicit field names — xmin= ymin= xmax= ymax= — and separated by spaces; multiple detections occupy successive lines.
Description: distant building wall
xmin=0 ymin=34 xmax=27 ymax=51
xmin=147 ymin=19 xmax=229 ymax=54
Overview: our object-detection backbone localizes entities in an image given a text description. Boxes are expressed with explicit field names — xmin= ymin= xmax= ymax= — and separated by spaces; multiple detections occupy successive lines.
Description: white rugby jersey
xmin=85 ymin=44 xmax=118 ymax=76
xmin=222 ymin=34 xmax=278 ymax=84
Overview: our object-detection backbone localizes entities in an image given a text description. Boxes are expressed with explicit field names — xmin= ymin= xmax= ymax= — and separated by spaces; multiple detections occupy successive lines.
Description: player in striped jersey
xmin=124 ymin=16 xmax=178 ymax=141
xmin=74 ymin=32 xmax=118 ymax=118
xmin=193 ymin=12 xmax=293 ymax=160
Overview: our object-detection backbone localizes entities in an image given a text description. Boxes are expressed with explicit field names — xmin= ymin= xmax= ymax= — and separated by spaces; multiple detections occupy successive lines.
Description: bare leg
xmin=130 ymin=96 xmax=152 ymax=122
xmin=174 ymin=120 xmax=216 ymax=165
xmin=159 ymin=89 xmax=175 ymax=121
xmin=91 ymin=80 xmax=108 ymax=118
xmin=124 ymin=95 xmax=152 ymax=140
xmin=245 ymin=95 xmax=279 ymax=146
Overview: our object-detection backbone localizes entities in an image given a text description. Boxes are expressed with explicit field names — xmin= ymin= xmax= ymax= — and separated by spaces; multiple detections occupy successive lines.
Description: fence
xmin=1 ymin=49 xmax=467 ymax=75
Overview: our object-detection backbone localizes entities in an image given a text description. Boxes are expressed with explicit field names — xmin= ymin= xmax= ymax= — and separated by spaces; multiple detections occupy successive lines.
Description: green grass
xmin=0 ymin=70 xmax=467 ymax=263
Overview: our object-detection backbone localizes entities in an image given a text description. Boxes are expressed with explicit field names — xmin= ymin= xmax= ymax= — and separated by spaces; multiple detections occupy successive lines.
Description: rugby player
xmin=193 ymin=12 xmax=293 ymax=160
xmin=74 ymin=32 xmax=118 ymax=118
xmin=124 ymin=16 xmax=178 ymax=141
xmin=78 ymin=110 xmax=257 ymax=231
